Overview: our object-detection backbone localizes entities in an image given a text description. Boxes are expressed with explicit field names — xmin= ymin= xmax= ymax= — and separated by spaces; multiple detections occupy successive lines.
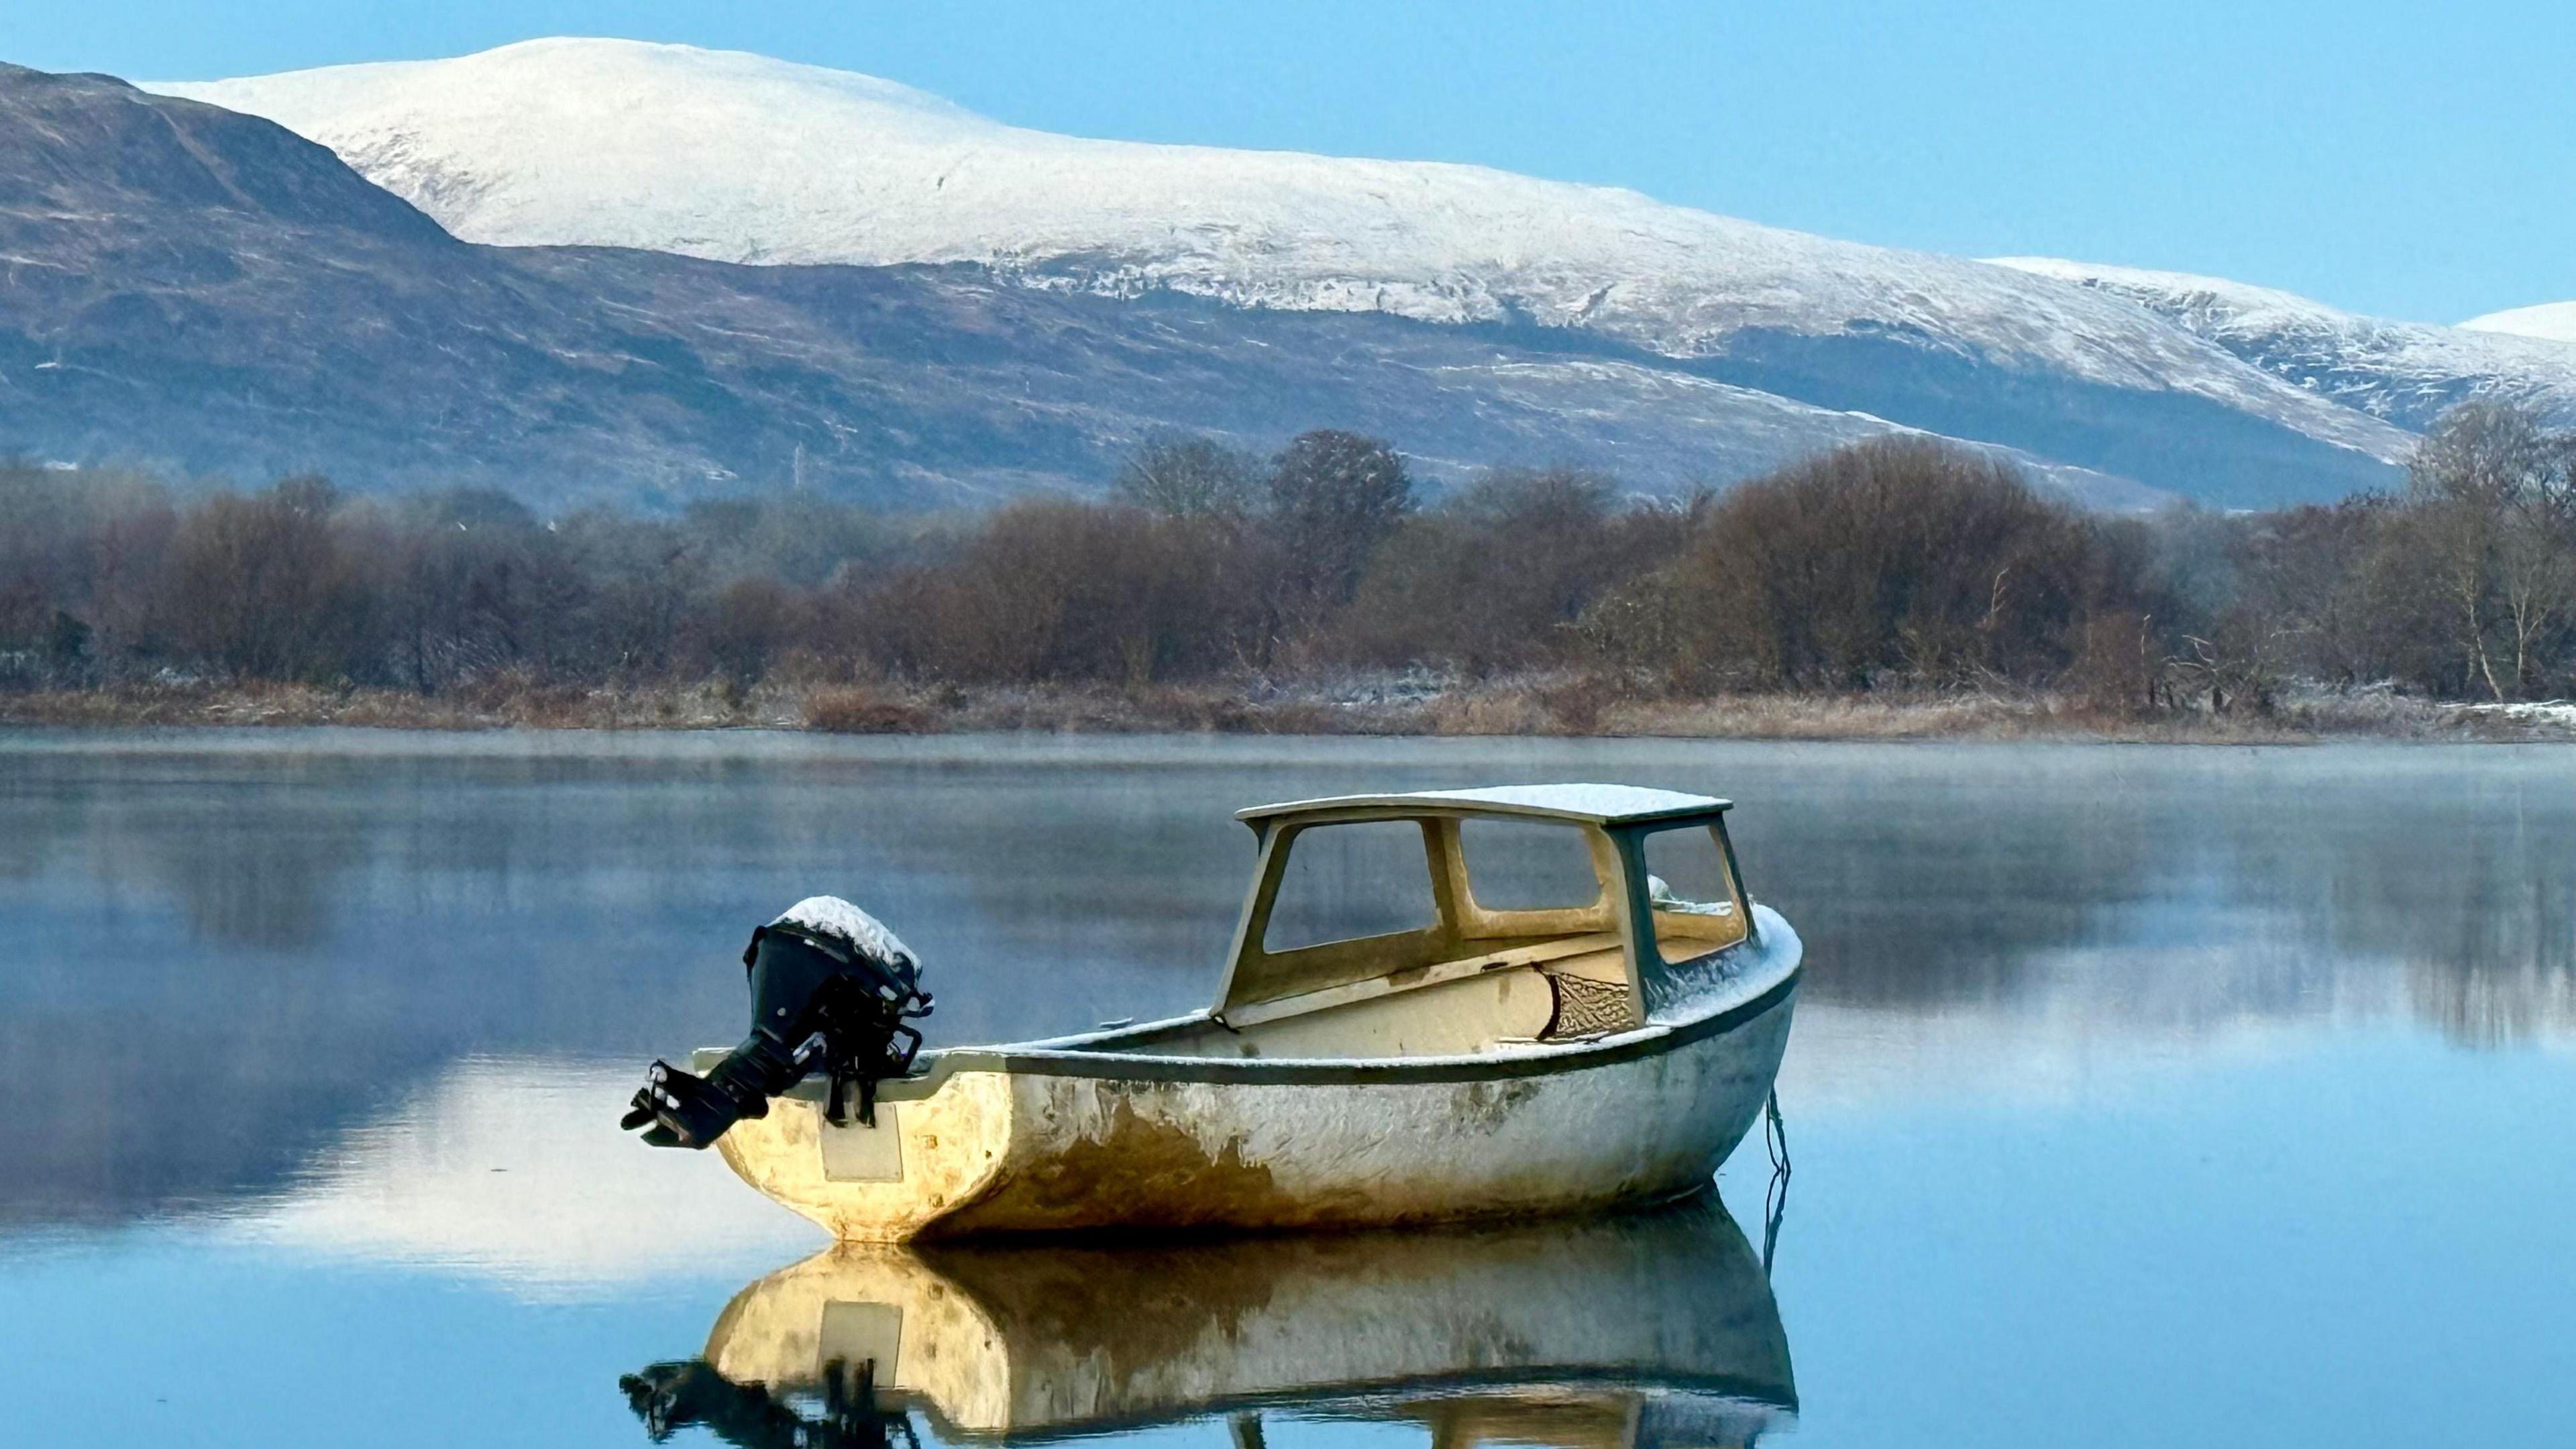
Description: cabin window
xmin=1639 ymin=823 xmax=1750 ymax=961
xmin=1262 ymin=821 xmax=1438 ymax=952
xmin=1457 ymin=818 xmax=1605 ymax=914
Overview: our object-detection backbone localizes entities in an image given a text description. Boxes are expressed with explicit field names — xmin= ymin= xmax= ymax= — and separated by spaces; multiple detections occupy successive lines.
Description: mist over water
xmin=1 ymin=731 xmax=2569 ymax=1446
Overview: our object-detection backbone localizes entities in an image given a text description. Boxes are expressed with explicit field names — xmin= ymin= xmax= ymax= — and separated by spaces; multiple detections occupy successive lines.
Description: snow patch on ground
xmin=2449 ymin=699 xmax=2576 ymax=732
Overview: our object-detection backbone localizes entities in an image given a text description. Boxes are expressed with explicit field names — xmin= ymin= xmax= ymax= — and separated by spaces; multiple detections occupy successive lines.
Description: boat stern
xmin=705 ymin=1052 xmax=1015 ymax=1242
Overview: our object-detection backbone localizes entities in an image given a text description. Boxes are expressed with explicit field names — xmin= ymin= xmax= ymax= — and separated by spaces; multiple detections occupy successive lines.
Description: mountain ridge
xmin=1988 ymin=256 xmax=2576 ymax=432
xmin=5 ymin=63 xmax=2193 ymax=509
xmin=3 ymin=47 xmax=2528 ymax=511
xmin=153 ymin=40 xmax=2414 ymax=471
xmin=2462 ymin=301 xmax=2576 ymax=345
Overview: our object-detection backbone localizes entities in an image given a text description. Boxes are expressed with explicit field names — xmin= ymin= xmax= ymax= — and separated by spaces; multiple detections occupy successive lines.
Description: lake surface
xmin=2 ymin=730 xmax=2571 ymax=1446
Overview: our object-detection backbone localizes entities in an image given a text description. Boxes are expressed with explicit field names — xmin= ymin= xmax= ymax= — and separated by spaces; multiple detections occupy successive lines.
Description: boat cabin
xmin=1112 ymin=785 xmax=1756 ymax=1061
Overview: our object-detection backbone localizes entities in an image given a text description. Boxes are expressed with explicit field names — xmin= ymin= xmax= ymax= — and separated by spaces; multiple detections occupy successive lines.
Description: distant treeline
xmin=8 ymin=406 xmax=2576 ymax=712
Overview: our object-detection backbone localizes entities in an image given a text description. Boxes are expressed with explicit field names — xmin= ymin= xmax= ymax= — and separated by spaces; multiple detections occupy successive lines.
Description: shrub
xmin=1578 ymin=439 xmax=2123 ymax=691
xmin=1334 ymin=467 xmax=1681 ymax=674
xmin=853 ymin=501 xmax=1265 ymax=685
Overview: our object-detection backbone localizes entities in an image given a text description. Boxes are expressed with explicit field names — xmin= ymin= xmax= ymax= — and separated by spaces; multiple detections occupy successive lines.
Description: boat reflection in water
xmin=622 ymin=1198 xmax=1794 ymax=1449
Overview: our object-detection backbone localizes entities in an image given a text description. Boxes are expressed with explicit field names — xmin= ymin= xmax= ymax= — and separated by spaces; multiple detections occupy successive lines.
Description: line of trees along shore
xmin=7 ymin=402 xmax=2576 ymax=716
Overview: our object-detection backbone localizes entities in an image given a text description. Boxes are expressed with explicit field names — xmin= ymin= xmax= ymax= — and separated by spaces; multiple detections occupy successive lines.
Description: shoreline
xmin=5 ymin=680 xmax=2569 ymax=743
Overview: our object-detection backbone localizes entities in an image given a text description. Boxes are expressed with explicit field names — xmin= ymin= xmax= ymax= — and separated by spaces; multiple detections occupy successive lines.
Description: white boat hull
xmin=713 ymin=908 xmax=1800 ymax=1240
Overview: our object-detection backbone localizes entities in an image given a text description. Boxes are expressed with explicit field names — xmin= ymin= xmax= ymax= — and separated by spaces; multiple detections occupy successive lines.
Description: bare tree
xmin=858 ymin=500 xmax=1262 ymax=686
xmin=1600 ymin=438 xmax=2106 ymax=691
xmin=1110 ymin=435 xmax=1260 ymax=519
xmin=1264 ymin=429 xmax=1413 ymax=631
xmin=2404 ymin=402 xmax=2576 ymax=700
xmin=1334 ymin=466 xmax=1678 ymax=674
xmin=161 ymin=476 xmax=376 ymax=683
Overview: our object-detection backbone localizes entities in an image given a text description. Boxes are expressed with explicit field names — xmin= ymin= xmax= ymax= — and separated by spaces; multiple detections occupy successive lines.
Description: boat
xmin=702 ymin=784 xmax=1801 ymax=1240
xmin=623 ymin=1196 xmax=1796 ymax=1448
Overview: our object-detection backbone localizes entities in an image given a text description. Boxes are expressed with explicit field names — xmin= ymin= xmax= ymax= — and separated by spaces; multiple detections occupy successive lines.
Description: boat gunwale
xmin=753 ymin=912 xmax=1799 ymax=1101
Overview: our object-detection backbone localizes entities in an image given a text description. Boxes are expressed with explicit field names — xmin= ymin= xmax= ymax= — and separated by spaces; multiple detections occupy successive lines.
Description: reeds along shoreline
xmin=3 ymin=675 xmax=2565 ymax=743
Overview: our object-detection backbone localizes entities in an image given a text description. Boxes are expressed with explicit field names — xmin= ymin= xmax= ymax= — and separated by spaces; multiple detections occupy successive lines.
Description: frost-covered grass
xmin=9 ymin=674 xmax=2574 ymax=743
xmin=2449 ymin=699 xmax=2576 ymax=731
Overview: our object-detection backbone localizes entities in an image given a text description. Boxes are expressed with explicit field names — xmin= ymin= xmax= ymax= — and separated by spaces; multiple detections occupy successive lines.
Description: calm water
xmin=2 ymin=730 xmax=2571 ymax=1446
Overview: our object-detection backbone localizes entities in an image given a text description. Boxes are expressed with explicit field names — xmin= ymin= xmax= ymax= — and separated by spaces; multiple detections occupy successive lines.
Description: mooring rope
xmin=1764 ymin=1088 xmax=1791 ymax=1176
xmin=1760 ymin=1088 xmax=1791 ymax=1279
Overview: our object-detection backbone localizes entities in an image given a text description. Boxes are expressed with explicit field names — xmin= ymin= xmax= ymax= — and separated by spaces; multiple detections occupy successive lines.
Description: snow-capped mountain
xmin=1990 ymin=257 xmax=2576 ymax=431
xmin=2461 ymin=301 xmax=2576 ymax=345
xmin=30 ymin=36 xmax=2566 ymax=511
xmin=154 ymin=39 xmax=2410 ymax=482
xmin=2 ymin=62 xmax=2176 ymax=509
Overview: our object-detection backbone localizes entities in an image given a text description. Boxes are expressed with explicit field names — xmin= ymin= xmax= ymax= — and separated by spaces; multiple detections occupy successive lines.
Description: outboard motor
xmin=621 ymin=1357 xmax=920 ymax=1449
xmin=621 ymin=897 xmax=934 ymax=1149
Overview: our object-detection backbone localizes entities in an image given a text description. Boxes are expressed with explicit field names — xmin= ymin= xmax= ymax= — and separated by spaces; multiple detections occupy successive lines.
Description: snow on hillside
xmin=153 ymin=38 xmax=2406 ymax=466
xmin=1990 ymin=257 xmax=2576 ymax=428
xmin=2461 ymin=301 xmax=2576 ymax=345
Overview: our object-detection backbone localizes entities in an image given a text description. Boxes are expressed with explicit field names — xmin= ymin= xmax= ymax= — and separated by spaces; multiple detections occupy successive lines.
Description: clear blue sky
xmin=16 ymin=1 xmax=2571 ymax=324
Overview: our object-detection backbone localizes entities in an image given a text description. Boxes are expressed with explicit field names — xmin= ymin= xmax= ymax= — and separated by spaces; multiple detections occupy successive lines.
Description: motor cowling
xmin=621 ymin=898 xmax=933 ymax=1150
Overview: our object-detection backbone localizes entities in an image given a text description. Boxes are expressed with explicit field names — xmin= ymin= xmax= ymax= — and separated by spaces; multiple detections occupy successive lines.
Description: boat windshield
xmin=1456 ymin=817 xmax=1605 ymax=915
xmin=1261 ymin=820 xmax=1438 ymax=952
xmin=1638 ymin=823 xmax=1751 ymax=965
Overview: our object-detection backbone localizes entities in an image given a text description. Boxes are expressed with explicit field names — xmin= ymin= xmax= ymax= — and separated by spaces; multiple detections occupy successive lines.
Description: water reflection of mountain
xmin=4 ymin=736 xmax=2570 ymax=1226
xmin=625 ymin=1199 xmax=1793 ymax=1448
